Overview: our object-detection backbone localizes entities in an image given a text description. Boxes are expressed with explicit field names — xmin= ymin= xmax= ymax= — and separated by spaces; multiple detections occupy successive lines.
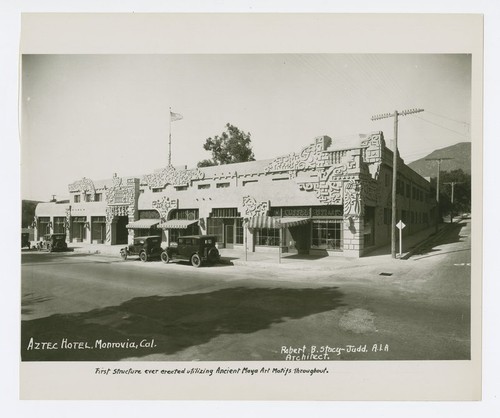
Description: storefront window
xmin=256 ymin=228 xmax=280 ymax=246
xmin=91 ymin=216 xmax=106 ymax=242
xmin=311 ymin=220 xmax=342 ymax=250
xmin=207 ymin=218 xmax=223 ymax=244
xmin=71 ymin=216 xmax=87 ymax=240
xmin=235 ymin=218 xmax=244 ymax=244
xmin=38 ymin=217 xmax=50 ymax=236
xmin=53 ymin=217 xmax=66 ymax=234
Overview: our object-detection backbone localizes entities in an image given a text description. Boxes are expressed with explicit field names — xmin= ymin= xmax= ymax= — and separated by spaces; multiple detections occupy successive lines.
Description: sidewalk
xmin=66 ymin=223 xmax=449 ymax=272
xmin=219 ymin=224 xmax=449 ymax=272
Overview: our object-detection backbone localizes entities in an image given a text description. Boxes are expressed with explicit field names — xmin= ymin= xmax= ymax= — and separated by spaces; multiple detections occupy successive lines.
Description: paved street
xmin=21 ymin=219 xmax=471 ymax=362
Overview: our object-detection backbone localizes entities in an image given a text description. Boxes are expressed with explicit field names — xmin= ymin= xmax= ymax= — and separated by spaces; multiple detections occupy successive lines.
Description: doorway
xmin=225 ymin=224 xmax=234 ymax=249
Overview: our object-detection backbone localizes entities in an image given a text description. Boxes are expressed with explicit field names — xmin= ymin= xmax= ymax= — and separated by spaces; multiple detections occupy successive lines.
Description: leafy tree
xmin=197 ymin=123 xmax=255 ymax=167
xmin=429 ymin=169 xmax=471 ymax=219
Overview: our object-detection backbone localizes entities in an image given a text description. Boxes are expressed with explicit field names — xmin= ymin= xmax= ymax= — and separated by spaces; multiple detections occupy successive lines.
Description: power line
xmin=409 ymin=114 xmax=469 ymax=138
xmin=425 ymin=110 xmax=470 ymax=126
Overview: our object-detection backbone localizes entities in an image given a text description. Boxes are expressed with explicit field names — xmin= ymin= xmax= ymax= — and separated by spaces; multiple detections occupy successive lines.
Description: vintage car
xmin=36 ymin=233 xmax=68 ymax=252
xmin=120 ymin=235 xmax=163 ymax=262
xmin=21 ymin=232 xmax=31 ymax=249
xmin=161 ymin=235 xmax=220 ymax=267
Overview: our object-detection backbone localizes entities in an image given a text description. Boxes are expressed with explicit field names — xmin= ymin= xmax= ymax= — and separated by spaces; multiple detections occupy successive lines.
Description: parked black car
xmin=161 ymin=235 xmax=220 ymax=267
xmin=120 ymin=236 xmax=163 ymax=262
xmin=36 ymin=233 xmax=68 ymax=252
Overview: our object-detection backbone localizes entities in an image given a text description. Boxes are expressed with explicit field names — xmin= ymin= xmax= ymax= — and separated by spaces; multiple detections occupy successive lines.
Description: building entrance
xmin=225 ymin=224 xmax=234 ymax=249
xmin=115 ymin=216 xmax=128 ymax=245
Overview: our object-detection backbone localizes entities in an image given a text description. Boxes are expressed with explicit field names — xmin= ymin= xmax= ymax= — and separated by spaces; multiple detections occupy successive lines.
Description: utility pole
xmin=426 ymin=157 xmax=453 ymax=231
xmin=444 ymin=181 xmax=462 ymax=223
xmin=371 ymin=108 xmax=424 ymax=259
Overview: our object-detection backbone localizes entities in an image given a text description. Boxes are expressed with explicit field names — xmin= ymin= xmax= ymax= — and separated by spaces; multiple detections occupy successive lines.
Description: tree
xmin=197 ymin=123 xmax=255 ymax=167
xmin=429 ymin=169 xmax=471 ymax=218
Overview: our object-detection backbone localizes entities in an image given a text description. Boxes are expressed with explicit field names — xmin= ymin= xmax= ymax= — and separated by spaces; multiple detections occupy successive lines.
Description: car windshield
xmin=204 ymin=238 xmax=213 ymax=245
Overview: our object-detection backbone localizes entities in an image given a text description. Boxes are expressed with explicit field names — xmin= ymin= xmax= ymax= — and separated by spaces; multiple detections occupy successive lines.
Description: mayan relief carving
xmin=242 ymin=196 xmax=269 ymax=217
xmin=105 ymin=181 xmax=135 ymax=206
xmin=298 ymin=180 xmax=343 ymax=205
xmin=141 ymin=165 xmax=205 ymax=189
xmin=264 ymin=137 xmax=333 ymax=173
xmin=343 ymin=179 xmax=362 ymax=219
xmin=68 ymin=177 xmax=96 ymax=197
xmin=152 ymin=196 xmax=178 ymax=222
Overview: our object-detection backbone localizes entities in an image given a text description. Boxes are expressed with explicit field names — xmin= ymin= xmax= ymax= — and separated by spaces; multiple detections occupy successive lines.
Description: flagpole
xmin=168 ymin=107 xmax=172 ymax=166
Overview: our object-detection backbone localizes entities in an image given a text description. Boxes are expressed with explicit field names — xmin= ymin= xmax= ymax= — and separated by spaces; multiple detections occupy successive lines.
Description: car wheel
xmin=120 ymin=249 xmax=128 ymax=260
xmin=139 ymin=251 xmax=148 ymax=262
xmin=191 ymin=254 xmax=202 ymax=268
xmin=208 ymin=247 xmax=219 ymax=263
xmin=161 ymin=251 xmax=170 ymax=264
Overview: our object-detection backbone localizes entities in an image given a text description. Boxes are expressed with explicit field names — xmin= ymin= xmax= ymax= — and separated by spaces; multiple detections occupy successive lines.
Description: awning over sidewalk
xmin=245 ymin=216 xmax=310 ymax=229
xmin=126 ymin=219 xmax=160 ymax=229
xmin=277 ymin=217 xmax=311 ymax=227
xmin=159 ymin=219 xmax=198 ymax=229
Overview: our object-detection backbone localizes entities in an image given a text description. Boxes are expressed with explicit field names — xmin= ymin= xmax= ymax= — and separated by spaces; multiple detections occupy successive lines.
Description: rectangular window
xmin=311 ymin=220 xmax=342 ymax=250
xmin=38 ymin=217 xmax=51 ymax=236
xmin=71 ymin=216 xmax=87 ymax=240
xmin=210 ymin=208 xmax=240 ymax=218
xmin=243 ymin=180 xmax=258 ymax=186
xmin=152 ymin=188 xmax=163 ymax=193
xmin=235 ymin=218 xmax=244 ymax=244
xmin=198 ymin=184 xmax=210 ymax=190
xmin=256 ymin=228 xmax=280 ymax=246
xmin=84 ymin=194 xmax=92 ymax=202
xmin=216 ymin=182 xmax=230 ymax=188
xmin=91 ymin=216 xmax=106 ymax=242
xmin=406 ymin=184 xmax=411 ymax=198
xmin=74 ymin=195 xmax=80 ymax=203
xmin=94 ymin=193 xmax=103 ymax=202
xmin=272 ymin=177 xmax=288 ymax=181
xmin=207 ymin=218 xmax=224 ymax=244
xmin=53 ymin=217 xmax=66 ymax=234
xmin=174 ymin=186 xmax=188 ymax=191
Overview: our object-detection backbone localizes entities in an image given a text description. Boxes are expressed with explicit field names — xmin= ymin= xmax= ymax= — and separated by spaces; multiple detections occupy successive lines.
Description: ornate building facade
xmin=35 ymin=132 xmax=436 ymax=257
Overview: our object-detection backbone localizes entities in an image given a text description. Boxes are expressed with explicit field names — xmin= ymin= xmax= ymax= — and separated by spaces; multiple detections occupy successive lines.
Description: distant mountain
xmin=408 ymin=142 xmax=471 ymax=177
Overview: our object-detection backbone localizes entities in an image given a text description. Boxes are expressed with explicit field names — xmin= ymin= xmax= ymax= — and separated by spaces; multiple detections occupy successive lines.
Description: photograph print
xmin=21 ymin=53 xmax=473 ymax=364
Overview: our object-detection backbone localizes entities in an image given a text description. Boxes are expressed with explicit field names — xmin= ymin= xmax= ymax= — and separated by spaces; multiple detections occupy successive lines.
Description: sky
xmin=21 ymin=54 xmax=471 ymax=201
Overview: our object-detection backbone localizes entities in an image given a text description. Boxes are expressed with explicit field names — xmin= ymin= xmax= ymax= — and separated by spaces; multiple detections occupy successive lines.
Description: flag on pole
xmin=170 ymin=111 xmax=183 ymax=122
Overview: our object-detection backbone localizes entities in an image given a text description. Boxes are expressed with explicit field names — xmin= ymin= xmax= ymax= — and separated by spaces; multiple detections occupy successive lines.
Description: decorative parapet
xmin=264 ymin=136 xmax=332 ymax=173
xmin=106 ymin=174 xmax=135 ymax=206
xmin=242 ymin=196 xmax=269 ymax=218
xmin=141 ymin=165 xmax=205 ymax=189
xmin=68 ymin=177 xmax=96 ymax=200
xmin=152 ymin=197 xmax=178 ymax=222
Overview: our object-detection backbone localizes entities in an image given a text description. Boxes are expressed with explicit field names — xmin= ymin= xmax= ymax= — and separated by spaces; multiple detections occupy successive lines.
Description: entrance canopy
xmin=126 ymin=219 xmax=160 ymax=229
xmin=245 ymin=216 xmax=310 ymax=229
xmin=159 ymin=219 xmax=198 ymax=229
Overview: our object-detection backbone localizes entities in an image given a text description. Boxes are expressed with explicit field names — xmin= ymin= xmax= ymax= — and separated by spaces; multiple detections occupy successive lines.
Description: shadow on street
xmin=408 ymin=221 xmax=467 ymax=257
xmin=21 ymin=286 xmax=344 ymax=361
